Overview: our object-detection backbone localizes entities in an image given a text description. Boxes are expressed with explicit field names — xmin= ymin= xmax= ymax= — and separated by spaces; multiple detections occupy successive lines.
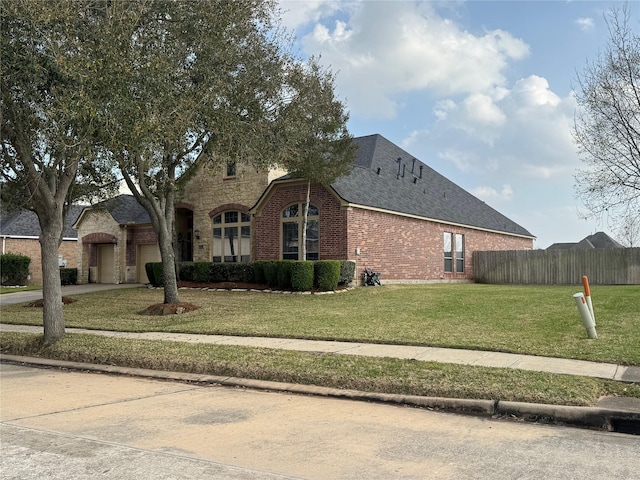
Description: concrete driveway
xmin=0 ymin=283 xmax=142 ymax=305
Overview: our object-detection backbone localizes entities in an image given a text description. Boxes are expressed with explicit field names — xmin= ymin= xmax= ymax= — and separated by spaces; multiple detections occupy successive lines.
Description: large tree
xmin=93 ymin=0 xmax=354 ymax=304
xmin=573 ymin=6 xmax=640 ymax=235
xmin=1 ymin=0 xmax=117 ymax=344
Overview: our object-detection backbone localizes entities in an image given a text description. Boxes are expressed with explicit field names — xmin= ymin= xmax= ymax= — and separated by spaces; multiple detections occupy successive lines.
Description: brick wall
xmin=2 ymin=238 xmax=77 ymax=285
xmin=252 ymin=182 xmax=532 ymax=281
xmin=253 ymin=183 xmax=348 ymax=260
xmin=346 ymin=208 xmax=533 ymax=281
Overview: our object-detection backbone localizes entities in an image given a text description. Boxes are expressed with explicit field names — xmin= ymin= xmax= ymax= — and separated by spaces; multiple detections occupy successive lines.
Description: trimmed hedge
xmin=253 ymin=261 xmax=268 ymax=284
xmin=145 ymin=262 xmax=164 ymax=287
xmin=277 ymin=261 xmax=292 ymax=290
xmin=158 ymin=260 xmax=355 ymax=291
xmin=0 ymin=253 xmax=31 ymax=286
xmin=339 ymin=260 xmax=356 ymax=285
xmin=291 ymin=261 xmax=314 ymax=291
xmin=263 ymin=261 xmax=279 ymax=287
xmin=59 ymin=268 xmax=77 ymax=285
xmin=194 ymin=262 xmax=211 ymax=282
xmin=315 ymin=260 xmax=340 ymax=291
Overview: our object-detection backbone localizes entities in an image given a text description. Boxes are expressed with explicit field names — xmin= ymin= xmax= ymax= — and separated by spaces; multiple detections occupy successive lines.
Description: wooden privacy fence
xmin=473 ymin=248 xmax=640 ymax=285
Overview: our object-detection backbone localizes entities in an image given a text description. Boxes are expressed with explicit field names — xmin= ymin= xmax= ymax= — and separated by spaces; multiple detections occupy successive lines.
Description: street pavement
xmin=2 ymin=362 xmax=640 ymax=480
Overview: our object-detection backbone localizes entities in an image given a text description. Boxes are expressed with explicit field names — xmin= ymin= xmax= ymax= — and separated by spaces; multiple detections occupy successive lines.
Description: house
xmin=73 ymin=195 xmax=160 ymax=284
xmin=0 ymin=205 xmax=84 ymax=285
xmin=74 ymin=134 xmax=535 ymax=284
xmin=547 ymin=232 xmax=624 ymax=251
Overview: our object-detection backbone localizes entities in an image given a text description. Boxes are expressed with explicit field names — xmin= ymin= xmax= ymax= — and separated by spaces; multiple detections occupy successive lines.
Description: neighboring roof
xmin=547 ymin=232 xmax=624 ymax=250
xmin=74 ymin=194 xmax=151 ymax=227
xmin=0 ymin=205 xmax=84 ymax=239
xmin=327 ymin=134 xmax=534 ymax=237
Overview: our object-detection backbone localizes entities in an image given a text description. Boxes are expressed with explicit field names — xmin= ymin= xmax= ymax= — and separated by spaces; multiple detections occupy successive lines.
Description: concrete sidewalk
xmin=1 ymin=323 xmax=639 ymax=384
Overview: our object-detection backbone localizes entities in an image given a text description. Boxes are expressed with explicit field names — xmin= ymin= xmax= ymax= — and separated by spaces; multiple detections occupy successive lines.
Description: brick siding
xmin=254 ymin=183 xmax=532 ymax=282
xmin=2 ymin=238 xmax=77 ymax=285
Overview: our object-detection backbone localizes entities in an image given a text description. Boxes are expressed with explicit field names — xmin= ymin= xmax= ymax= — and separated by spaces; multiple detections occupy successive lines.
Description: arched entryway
xmin=175 ymin=206 xmax=194 ymax=262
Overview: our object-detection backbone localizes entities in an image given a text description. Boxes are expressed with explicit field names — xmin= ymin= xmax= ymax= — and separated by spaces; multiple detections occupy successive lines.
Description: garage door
xmin=137 ymin=244 xmax=161 ymax=284
xmin=97 ymin=244 xmax=115 ymax=284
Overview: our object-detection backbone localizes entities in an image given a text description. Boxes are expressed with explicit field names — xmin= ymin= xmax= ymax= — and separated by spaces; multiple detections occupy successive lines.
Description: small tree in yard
xmin=1 ymin=1 xmax=118 ymax=344
xmin=275 ymin=59 xmax=357 ymax=260
xmin=91 ymin=0 xmax=354 ymax=305
xmin=573 ymin=6 xmax=640 ymax=237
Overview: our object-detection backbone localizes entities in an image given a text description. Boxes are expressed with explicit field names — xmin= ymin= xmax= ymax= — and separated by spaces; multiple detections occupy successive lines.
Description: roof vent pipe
xmin=396 ymin=158 xmax=402 ymax=179
xmin=419 ymin=165 xmax=423 ymax=179
xmin=402 ymin=164 xmax=405 ymax=178
xmin=411 ymin=158 xmax=416 ymax=173
xmin=376 ymin=167 xmax=381 ymax=175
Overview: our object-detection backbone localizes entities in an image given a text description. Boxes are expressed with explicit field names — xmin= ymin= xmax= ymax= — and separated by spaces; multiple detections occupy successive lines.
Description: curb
xmin=2 ymin=354 xmax=639 ymax=434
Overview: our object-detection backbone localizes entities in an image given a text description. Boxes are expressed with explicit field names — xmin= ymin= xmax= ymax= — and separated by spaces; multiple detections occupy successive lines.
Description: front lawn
xmin=1 ymin=283 xmax=638 ymax=365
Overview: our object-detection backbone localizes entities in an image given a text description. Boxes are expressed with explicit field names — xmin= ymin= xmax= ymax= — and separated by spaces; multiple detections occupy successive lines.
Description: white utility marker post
xmin=573 ymin=292 xmax=597 ymax=339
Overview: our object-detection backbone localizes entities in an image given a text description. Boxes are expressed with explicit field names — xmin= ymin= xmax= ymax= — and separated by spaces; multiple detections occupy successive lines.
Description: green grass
xmin=0 ymin=285 xmax=41 ymax=294
xmin=1 ymin=284 xmax=639 ymax=365
xmin=2 ymin=331 xmax=639 ymax=407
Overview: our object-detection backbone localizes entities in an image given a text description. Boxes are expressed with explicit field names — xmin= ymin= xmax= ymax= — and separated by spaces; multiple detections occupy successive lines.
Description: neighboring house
xmin=0 ymin=206 xmax=83 ymax=285
xmin=547 ymin=232 xmax=624 ymax=251
xmin=75 ymin=134 xmax=535 ymax=284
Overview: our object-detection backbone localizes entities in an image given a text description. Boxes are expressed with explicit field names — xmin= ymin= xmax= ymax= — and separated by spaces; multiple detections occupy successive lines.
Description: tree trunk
xmin=157 ymin=225 xmax=180 ymax=304
xmin=302 ymin=180 xmax=310 ymax=260
xmin=39 ymin=223 xmax=65 ymax=345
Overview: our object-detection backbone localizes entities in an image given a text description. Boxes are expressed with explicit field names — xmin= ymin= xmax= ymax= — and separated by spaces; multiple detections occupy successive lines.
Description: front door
xmin=97 ymin=244 xmax=115 ymax=283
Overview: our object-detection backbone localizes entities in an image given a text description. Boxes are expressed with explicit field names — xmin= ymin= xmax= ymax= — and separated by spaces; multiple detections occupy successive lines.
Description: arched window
xmin=281 ymin=203 xmax=319 ymax=260
xmin=212 ymin=211 xmax=251 ymax=263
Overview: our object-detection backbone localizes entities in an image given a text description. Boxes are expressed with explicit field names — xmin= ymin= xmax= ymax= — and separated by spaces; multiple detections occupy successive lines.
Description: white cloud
xmin=298 ymin=1 xmax=529 ymax=119
xmin=576 ymin=17 xmax=595 ymax=32
xmin=278 ymin=1 xmax=344 ymax=31
xmin=472 ymin=184 xmax=514 ymax=202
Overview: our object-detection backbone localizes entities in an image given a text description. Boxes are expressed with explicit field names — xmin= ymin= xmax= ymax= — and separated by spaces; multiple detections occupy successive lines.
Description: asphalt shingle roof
xmin=0 ymin=205 xmax=84 ymax=239
xmin=547 ymin=232 xmax=624 ymax=250
xmin=79 ymin=194 xmax=151 ymax=225
xmin=330 ymin=134 xmax=534 ymax=237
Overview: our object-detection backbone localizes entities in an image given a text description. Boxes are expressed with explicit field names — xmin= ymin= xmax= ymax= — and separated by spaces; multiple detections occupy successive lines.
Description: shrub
xmin=263 ymin=261 xmax=279 ymax=287
xmin=253 ymin=261 xmax=268 ymax=284
xmin=0 ymin=253 xmax=31 ymax=286
xmin=290 ymin=261 xmax=314 ymax=291
xmin=315 ymin=260 xmax=340 ymax=291
xmin=194 ymin=262 xmax=211 ymax=282
xmin=145 ymin=262 xmax=164 ymax=286
xmin=339 ymin=261 xmax=356 ymax=285
xmin=277 ymin=261 xmax=292 ymax=290
xmin=59 ymin=268 xmax=77 ymax=285
xmin=207 ymin=263 xmax=256 ymax=283
xmin=178 ymin=262 xmax=195 ymax=281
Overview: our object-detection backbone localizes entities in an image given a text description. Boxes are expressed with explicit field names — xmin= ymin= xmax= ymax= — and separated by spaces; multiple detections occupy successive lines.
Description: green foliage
xmin=253 ymin=261 xmax=268 ymax=284
xmin=338 ymin=261 xmax=356 ymax=286
xmin=277 ymin=261 xmax=293 ymax=290
xmin=263 ymin=261 xmax=279 ymax=287
xmin=290 ymin=261 xmax=314 ymax=292
xmin=145 ymin=262 xmax=164 ymax=287
xmin=178 ymin=262 xmax=195 ymax=281
xmin=208 ymin=263 xmax=255 ymax=283
xmin=0 ymin=253 xmax=31 ymax=286
xmin=315 ymin=260 xmax=340 ymax=291
xmin=59 ymin=268 xmax=77 ymax=286
xmin=194 ymin=262 xmax=211 ymax=283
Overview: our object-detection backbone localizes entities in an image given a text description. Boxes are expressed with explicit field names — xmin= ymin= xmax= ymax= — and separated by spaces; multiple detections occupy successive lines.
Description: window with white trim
xmin=212 ymin=211 xmax=251 ymax=263
xmin=443 ymin=232 xmax=465 ymax=273
xmin=282 ymin=203 xmax=319 ymax=260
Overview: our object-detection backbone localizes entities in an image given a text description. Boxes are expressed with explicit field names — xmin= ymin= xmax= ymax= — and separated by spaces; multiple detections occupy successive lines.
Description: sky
xmin=278 ymin=0 xmax=639 ymax=249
